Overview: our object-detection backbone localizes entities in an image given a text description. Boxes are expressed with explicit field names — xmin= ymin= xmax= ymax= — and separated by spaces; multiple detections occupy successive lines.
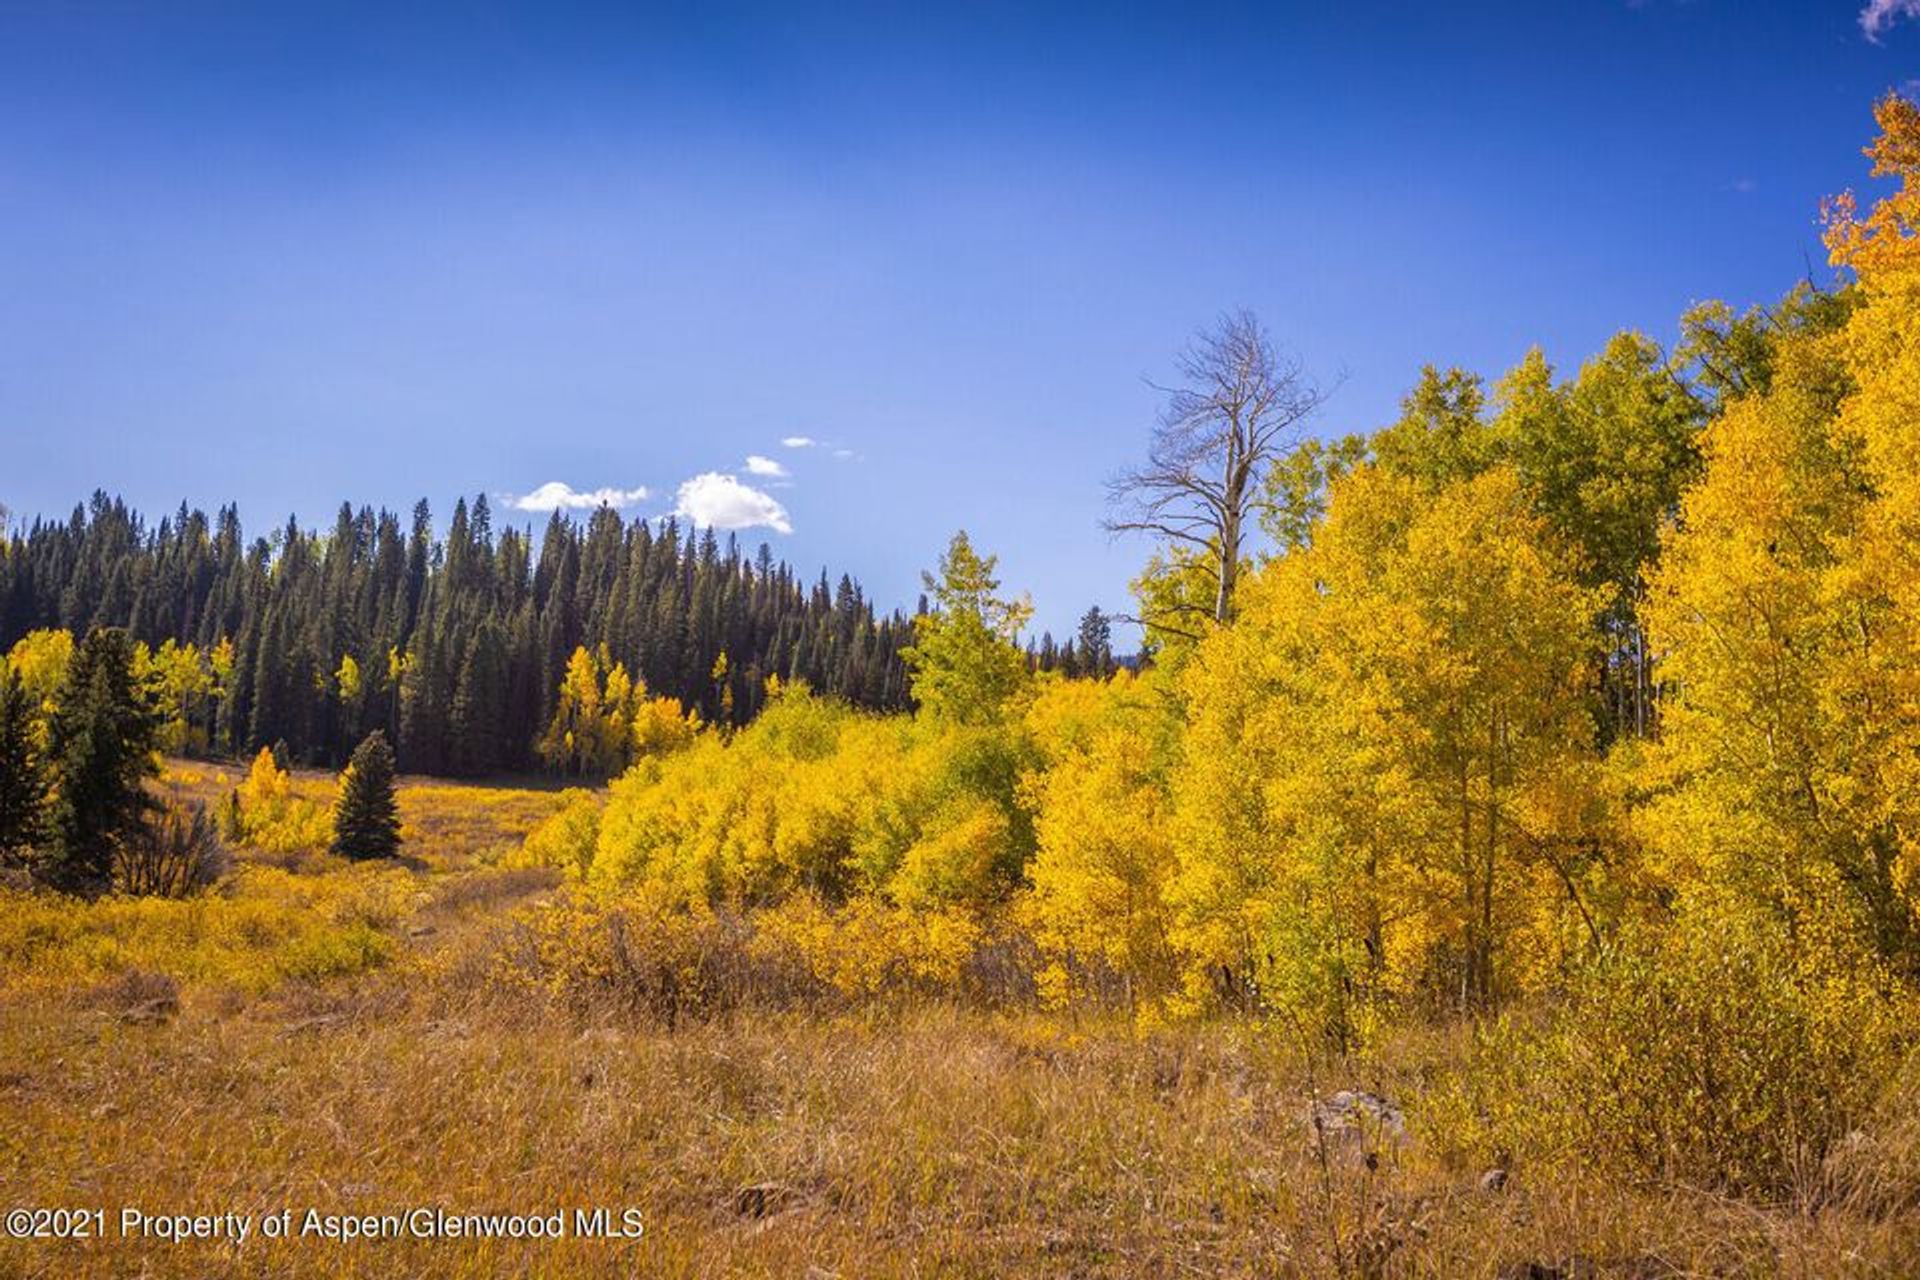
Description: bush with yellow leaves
xmin=226 ymin=747 xmax=333 ymax=857
xmin=510 ymin=788 xmax=603 ymax=880
xmin=1426 ymin=906 xmax=1916 ymax=1197
xmin=586 ymin=683 xmax=1034 ymax=911
xmin=755 ymin=892 xmax=986 ymax=1000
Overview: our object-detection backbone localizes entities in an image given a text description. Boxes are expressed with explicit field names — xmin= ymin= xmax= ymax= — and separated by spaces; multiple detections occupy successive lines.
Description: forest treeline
xmin=0 ymin=494 xmax=1119 ymax=777
xmin=0 ymin=494 xmax=930 ymax=774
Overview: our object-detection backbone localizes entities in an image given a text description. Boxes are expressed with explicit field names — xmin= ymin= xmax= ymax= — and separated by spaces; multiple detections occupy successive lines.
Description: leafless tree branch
xmin=1105 ymin=309 xmax=1330 ymax=624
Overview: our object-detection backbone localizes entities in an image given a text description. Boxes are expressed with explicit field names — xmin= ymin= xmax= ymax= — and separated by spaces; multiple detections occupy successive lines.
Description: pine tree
xmin=1076 ymin=606 xmax=1114 ymax=678
xmin=332 ymin=730 xmax=400 ymax=860
xmin=44 ymin=627 xmax=160 ymax=895
xmin=397 ymin=615 xmax=448 ymax=774
xmin=449 ymin=619 xmax=508 ymax=776
xmin=247 ymin=602 xmax=288 ymax=752
xmin=0 ymin=668 xmax=49 ymax=864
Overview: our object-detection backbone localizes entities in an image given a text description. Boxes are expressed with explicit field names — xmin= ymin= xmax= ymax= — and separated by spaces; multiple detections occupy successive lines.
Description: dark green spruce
xmin=331 ymin=730 xmax=400 ymax=860
xmin=42 ymin=628 xmax=160 ymax=895
xmin=0 ymin=667 xmax=49 ymax=864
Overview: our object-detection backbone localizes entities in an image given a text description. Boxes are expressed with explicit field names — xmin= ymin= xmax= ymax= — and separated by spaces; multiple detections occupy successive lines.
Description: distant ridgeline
xmin=0 ymin=492 xmax=917 ymax=774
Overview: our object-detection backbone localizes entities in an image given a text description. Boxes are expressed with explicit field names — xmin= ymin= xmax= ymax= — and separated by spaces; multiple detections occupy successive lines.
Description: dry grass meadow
xmin=3 ymin=764 xmax=1918 ymax=1279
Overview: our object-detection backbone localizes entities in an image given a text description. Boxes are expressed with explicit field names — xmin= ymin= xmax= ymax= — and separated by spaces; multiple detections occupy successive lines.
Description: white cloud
xmin=780 ymin=435 xmax=817 ymax=448
xmin=833 ymin=448 xmax=858 ymax=460
xmin=744 ymin=454 xmax=789 ymax=478
xmin=1863 ymin=0 xmax=1920 ymax=39
xmin=673 ymin=472 xmax=793 ymax=534
xmin=504 ymin=481 xmax=650 ymax=512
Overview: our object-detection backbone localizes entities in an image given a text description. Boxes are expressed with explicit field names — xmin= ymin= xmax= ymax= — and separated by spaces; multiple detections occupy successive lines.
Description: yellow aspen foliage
xmin=1640 ymin=347 xmax=1866 ymax=911
xmin=10 ymin=628 xmax=232 ymax=758
xmin=236 ymin=746 xmax=291 ymax=809
xmin=513 ymin=788 xmax=604 ymax=880
xmin=1639 ymin=94 xmax=1920 ymax=976
xmin=230 ymin=746 xmax=332 ymax=855
xmin=5 ymin=628 xmax=74 ymax=725
xmin=863 ymin=723 xmax=1036 ymax=908
xmin=902 ymin=531 xmax=1033 ymax=726
xmin=632 ymin=692 xmax=702 ymax=759
xmin=887 ymin=796 xmax=1009 ymax=909
xmin=588 ymin=736 xmax=731 ymax=904
xmin=1171 ymin=465 xmax=1603 ymax=1033
xmin=711 ymin=651 xmax=734 ymax=725
xmin=756 ymin=893 xmax=983 ymax=998
xmin=1826 ymin=92 xmax=1920 ymax=938
xmin=335 ymin=653 xmax=364 ymax=704
xmin=588 ymin=680 xmax=1033 ymax=914
xmin=591 ymin=686 xmax=874 ymax=906
xmin=209 ymin=636 xmax=235 ymax=697
xmin=1017 ymin=668 xmax=1181 ymax=1010
xmin=538 ymin=645 xmax=692 ymax=777
xmin=134 ymin=639 xmax=215 ymax=755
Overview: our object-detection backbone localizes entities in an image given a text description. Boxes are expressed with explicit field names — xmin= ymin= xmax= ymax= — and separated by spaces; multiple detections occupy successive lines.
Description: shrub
xmin=512 ymin=788 xmax=602 ymax=880
xmin=275 ymin=919 xmax=394 ymax=983
xmin=229 ymin=748 xmax=332 ymax=856
xmin=756 ymin=893 xmax=986 ymax=999
xmin=0 ymin=863 xmax=414 ymax=993
xmin=492 ymin=899 xmax=821 ymax=1024
xmin=1433 ymin=912 xmax=1917 ymax=1197
xmin=589 ymin=688 xmax=1036 ymax=913
xmin=116 ymin=797 xmax=232 ymax=897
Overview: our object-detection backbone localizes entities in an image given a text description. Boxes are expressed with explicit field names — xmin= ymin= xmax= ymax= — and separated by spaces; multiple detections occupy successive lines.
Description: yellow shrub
xmin=230 ymin=748 xmax=333 ymax=856
xmin=590 ymin=686 xmax=1034 ymax=913
xmin=1019 ymin=670 xmax=1180 ymax=1008
xmin=1427 ymin=910 xmax=1917 ymax=1196
xmin=889 ymin=799 xmax=1008 ymax=908
xmin=275 ymin=920 xmax=393 ymax=983
xmin=512 ymin=788 xmax=603 ymax=880
xmin=632 ymin=693 xmax=701 ymax=758
xmin=756 ymin=894 xmax=983 ymax=998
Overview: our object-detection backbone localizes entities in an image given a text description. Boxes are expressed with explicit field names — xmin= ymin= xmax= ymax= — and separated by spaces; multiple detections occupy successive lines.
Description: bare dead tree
xmin=1107 ymin=310 xmax=1329 ymax=626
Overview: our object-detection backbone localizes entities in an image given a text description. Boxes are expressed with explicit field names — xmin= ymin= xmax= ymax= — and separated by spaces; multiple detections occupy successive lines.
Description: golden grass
xmin=1 ymin=765 xmax=1915 ymax=1277
xmin=163 ymin=759 xmax=572 ymax=873
xmin=6 ymin=987 xmax=1917 ymax=1278
xmin=0 ymin=864 xmax=407 ymax=993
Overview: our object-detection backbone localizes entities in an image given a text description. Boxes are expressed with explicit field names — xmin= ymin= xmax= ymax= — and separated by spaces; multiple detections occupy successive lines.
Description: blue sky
xmin=1 ymin=1 xmax=1916 ymax=640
